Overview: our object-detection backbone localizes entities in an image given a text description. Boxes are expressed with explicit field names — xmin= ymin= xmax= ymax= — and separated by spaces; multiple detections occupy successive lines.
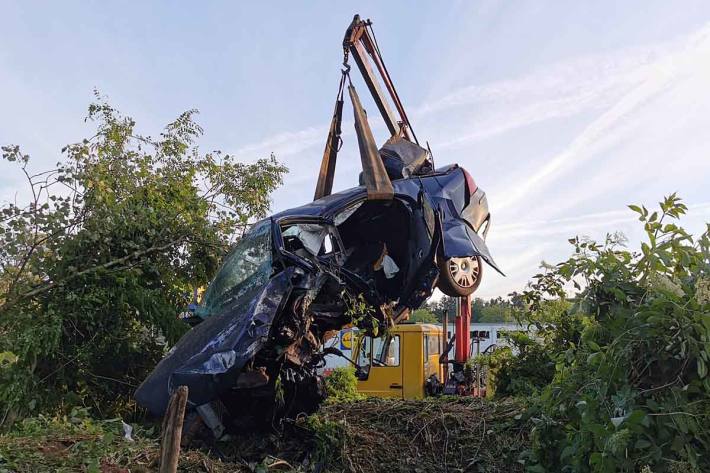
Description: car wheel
xmin=437 ymin=255 xmax=483 ymax=297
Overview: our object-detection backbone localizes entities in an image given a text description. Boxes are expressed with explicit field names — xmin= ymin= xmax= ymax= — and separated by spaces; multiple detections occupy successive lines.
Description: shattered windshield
xmin=197 ymin=220 xmax=273 ymax=318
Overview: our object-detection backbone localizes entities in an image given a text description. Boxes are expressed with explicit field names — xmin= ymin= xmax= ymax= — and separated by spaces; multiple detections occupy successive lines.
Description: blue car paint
xmin=135 ymin=164 xmax=501 ymax=417
xmin=273 ymin=165 xmax=501 ymax=274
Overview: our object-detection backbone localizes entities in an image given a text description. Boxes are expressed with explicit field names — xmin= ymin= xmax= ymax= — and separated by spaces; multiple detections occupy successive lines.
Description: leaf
xmin=635 ymin=439 xmax=652 ymax=449
xmin=589 ymin=452 xmax=604 ymax=467
xmin=628 ymin=204 xmax=643 ymax=215
xmin=698 ymin=358 xmax=707 ymax=379
xmin=624 ymin=410 xmax=647 ymax=428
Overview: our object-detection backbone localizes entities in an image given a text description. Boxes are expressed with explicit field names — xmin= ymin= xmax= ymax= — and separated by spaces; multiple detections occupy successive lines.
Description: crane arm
xmin=314 ymin=14 xmax=419 ymax=202
xmin=343 ymin=15 xmax=417 ymax=144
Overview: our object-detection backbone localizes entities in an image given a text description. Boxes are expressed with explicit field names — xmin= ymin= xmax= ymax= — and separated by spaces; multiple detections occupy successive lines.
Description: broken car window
xmin=197 ymin=220 xmax=273 ymax=318
xmin=281 ymin=223 xmax=341 ymax=260
xmin=333 ymin=201 xmax=364 ymax=226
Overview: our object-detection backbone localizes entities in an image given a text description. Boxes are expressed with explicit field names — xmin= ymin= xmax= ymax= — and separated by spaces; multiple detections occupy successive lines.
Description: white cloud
xmin=237 ymin=22 xmax=710 ymax=186
xmin=231 ymin=125 xmax=325 ymax=162
xmin=494 ymin=25 xmax=710 ymax=215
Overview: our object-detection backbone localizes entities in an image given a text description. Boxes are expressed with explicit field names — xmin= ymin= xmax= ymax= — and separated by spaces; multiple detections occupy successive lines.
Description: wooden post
xmin=159 ymin=385 xmax=188 ymax=473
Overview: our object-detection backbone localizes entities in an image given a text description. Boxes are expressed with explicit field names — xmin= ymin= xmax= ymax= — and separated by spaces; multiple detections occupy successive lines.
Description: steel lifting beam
xmin=454 ymin=295 xmax=472 ymax=363
xmin=343 ymin=15 xmax=416 ymax=143
xmin=349 ymin=85 xmax=394 ymax=200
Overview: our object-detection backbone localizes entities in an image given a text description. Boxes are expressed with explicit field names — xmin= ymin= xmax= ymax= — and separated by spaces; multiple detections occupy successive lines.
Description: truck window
xmin=375 ymin=335 xmax=400 ymax=366
xmin=357 ymin=335 xmax=373 ymax=368
xmin=428 ymin=334 xmax=440 ymax=357
xmin=358 ymin=335 xmax=400 ymax=368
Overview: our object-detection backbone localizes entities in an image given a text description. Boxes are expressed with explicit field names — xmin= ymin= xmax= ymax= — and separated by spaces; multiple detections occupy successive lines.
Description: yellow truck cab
xmin=355 ymin=323 xmax=443 ymax=399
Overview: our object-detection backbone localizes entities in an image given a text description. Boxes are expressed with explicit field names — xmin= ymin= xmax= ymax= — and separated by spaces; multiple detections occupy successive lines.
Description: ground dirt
xmin=0 ymin=397 xmax=529 ymax=473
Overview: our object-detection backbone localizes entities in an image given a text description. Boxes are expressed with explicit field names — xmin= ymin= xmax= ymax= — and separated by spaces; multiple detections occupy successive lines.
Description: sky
xmin=2 ymin=1 xmax=710 ymax=299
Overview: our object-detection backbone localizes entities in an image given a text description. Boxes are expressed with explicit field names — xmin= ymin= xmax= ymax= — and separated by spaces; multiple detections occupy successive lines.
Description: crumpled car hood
xmin=442 ymin=219 xmax=504 ymax=275
xmin=134 ymin=267 xmax=295 ymax=416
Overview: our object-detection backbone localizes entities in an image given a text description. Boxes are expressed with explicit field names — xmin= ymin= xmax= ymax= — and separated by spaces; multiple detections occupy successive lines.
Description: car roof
xmin=271 ymin=165 xmax=461 ymax=222
xmin=271 ymin=185 xmax=367 ymax=221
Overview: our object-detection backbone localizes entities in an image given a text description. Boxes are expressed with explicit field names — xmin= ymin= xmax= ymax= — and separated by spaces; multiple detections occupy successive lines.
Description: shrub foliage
xmin=507 ymin=195 xmax=710 ymax=472
xmin=0 ymin=96 xmax=287 ymax=425
xmin=324 ymin=367 xmax=364 ymax=404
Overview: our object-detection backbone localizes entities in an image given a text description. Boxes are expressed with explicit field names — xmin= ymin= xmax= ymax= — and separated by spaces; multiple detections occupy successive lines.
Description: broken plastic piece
xmin=381 ymin=255 xmax=399 ymax=279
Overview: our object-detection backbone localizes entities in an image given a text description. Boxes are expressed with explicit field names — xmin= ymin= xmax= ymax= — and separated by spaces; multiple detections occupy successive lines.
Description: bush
xmin=0 ymin=96 xmax=287 ymax=425
xmin=481 ymin=332 xmax=555 ymax=398
xmin=324 ymin=367 xmax=364 ymax=404
xmin=519 ymin=195 xmax=710 ymax=472
xmin=479 ymin=297 xmax=583 ymax=398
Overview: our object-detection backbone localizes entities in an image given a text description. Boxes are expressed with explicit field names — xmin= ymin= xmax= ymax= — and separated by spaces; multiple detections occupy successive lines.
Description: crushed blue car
xmin=135 ymin=143 xmax=501 ymax=436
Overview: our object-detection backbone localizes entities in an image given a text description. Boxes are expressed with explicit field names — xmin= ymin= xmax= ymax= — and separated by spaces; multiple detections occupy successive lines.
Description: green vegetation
xmin=0 ymin=407 xmax=158 ymax=472
xmin=323 ymin=367 xmax=364 ymax=404
xmin=483 ymin=195 xmax=709 ymax=472
xmin=0 ymin=407 xmax=294 ymax=472
xmin=0 ymin=95 xmax=287 ymax=426
xmin=0 ymin=398 xmax=529 ymax=473
xmin=314 ymin=397 xmax=528 ymax=472
xmin=425 ymin=293 xmax=524 ymax=323
xmin=479 ymin=330 xmax=556 ymax=398
xmin=408 ymin=307 xmax=438 ymax=323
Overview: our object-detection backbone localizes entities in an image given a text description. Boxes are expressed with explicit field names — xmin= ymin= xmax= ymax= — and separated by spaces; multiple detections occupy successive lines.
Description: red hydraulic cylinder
xmin=454 ymin=295 xmax=471 ymax=363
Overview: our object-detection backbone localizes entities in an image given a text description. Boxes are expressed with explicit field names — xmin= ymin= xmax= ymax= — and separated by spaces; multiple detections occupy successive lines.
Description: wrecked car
xmin=135 ymin=14 xmax=502 ymax=438
xmin=134 ymin=143 xmax=501 ymax=436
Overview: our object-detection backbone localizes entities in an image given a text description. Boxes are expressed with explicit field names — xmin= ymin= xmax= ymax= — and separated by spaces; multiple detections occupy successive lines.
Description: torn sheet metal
xmin=379 ymin=135 xmax=432 ymax=180
xmin=135 ymin=267 xmax=295 ymax=416
xmin=441 ymin=219 xmax=503 ymax=276
xmin=136 ymin=163 xmax=501 ymax=434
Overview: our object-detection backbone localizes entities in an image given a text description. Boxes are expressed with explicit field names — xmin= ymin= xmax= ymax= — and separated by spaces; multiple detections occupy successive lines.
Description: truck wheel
xmin=437 ymin=255 xmax=482 ymax=297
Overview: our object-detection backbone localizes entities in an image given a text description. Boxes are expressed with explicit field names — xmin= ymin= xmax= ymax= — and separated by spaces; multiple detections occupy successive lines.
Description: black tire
xmin=436 ymin=255 xmax=483 ymax=297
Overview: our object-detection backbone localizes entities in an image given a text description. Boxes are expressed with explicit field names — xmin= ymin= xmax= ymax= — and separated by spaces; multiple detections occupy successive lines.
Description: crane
xmin=313 ymin=14 xmax=428 ymax=202
xmin=316 ymin=15 xmax=484 ymax=398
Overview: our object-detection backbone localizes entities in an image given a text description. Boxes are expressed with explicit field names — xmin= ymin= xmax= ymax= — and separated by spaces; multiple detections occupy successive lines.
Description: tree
xmin=409 ymin=308 xmax=438 ymax=323
xmin=426 ymin=295 xmax=456 ymax=322
xmin=0 ymin=95 xmax=287 ymax=424
xmin=426 ymin=294 xmax=521 ymax=323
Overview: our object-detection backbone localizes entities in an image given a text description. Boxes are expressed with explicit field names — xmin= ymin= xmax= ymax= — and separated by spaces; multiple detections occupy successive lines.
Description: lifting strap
xmin=313 ymin=70 xmax=347 ymax=201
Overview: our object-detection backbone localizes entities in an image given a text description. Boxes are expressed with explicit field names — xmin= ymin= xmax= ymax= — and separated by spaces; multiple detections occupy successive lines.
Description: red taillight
xmin=462 ymin=168 xmax=477 ymax=195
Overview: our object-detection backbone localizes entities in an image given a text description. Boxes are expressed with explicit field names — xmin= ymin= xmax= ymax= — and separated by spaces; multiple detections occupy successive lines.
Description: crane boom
xmin=314 ymin=14 xmax=423 ymax=201
xmin=343 ymin=15 xmax=417 ymax=143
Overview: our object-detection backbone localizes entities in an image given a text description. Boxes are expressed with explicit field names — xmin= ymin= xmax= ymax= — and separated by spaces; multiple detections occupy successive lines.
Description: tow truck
xmin=354 ymin=302 xmax=487 ymax=399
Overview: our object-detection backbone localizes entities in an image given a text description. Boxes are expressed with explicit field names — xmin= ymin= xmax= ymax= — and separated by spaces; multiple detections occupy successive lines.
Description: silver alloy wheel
xmin=448 ymin=256 xmax=480 ymax=288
